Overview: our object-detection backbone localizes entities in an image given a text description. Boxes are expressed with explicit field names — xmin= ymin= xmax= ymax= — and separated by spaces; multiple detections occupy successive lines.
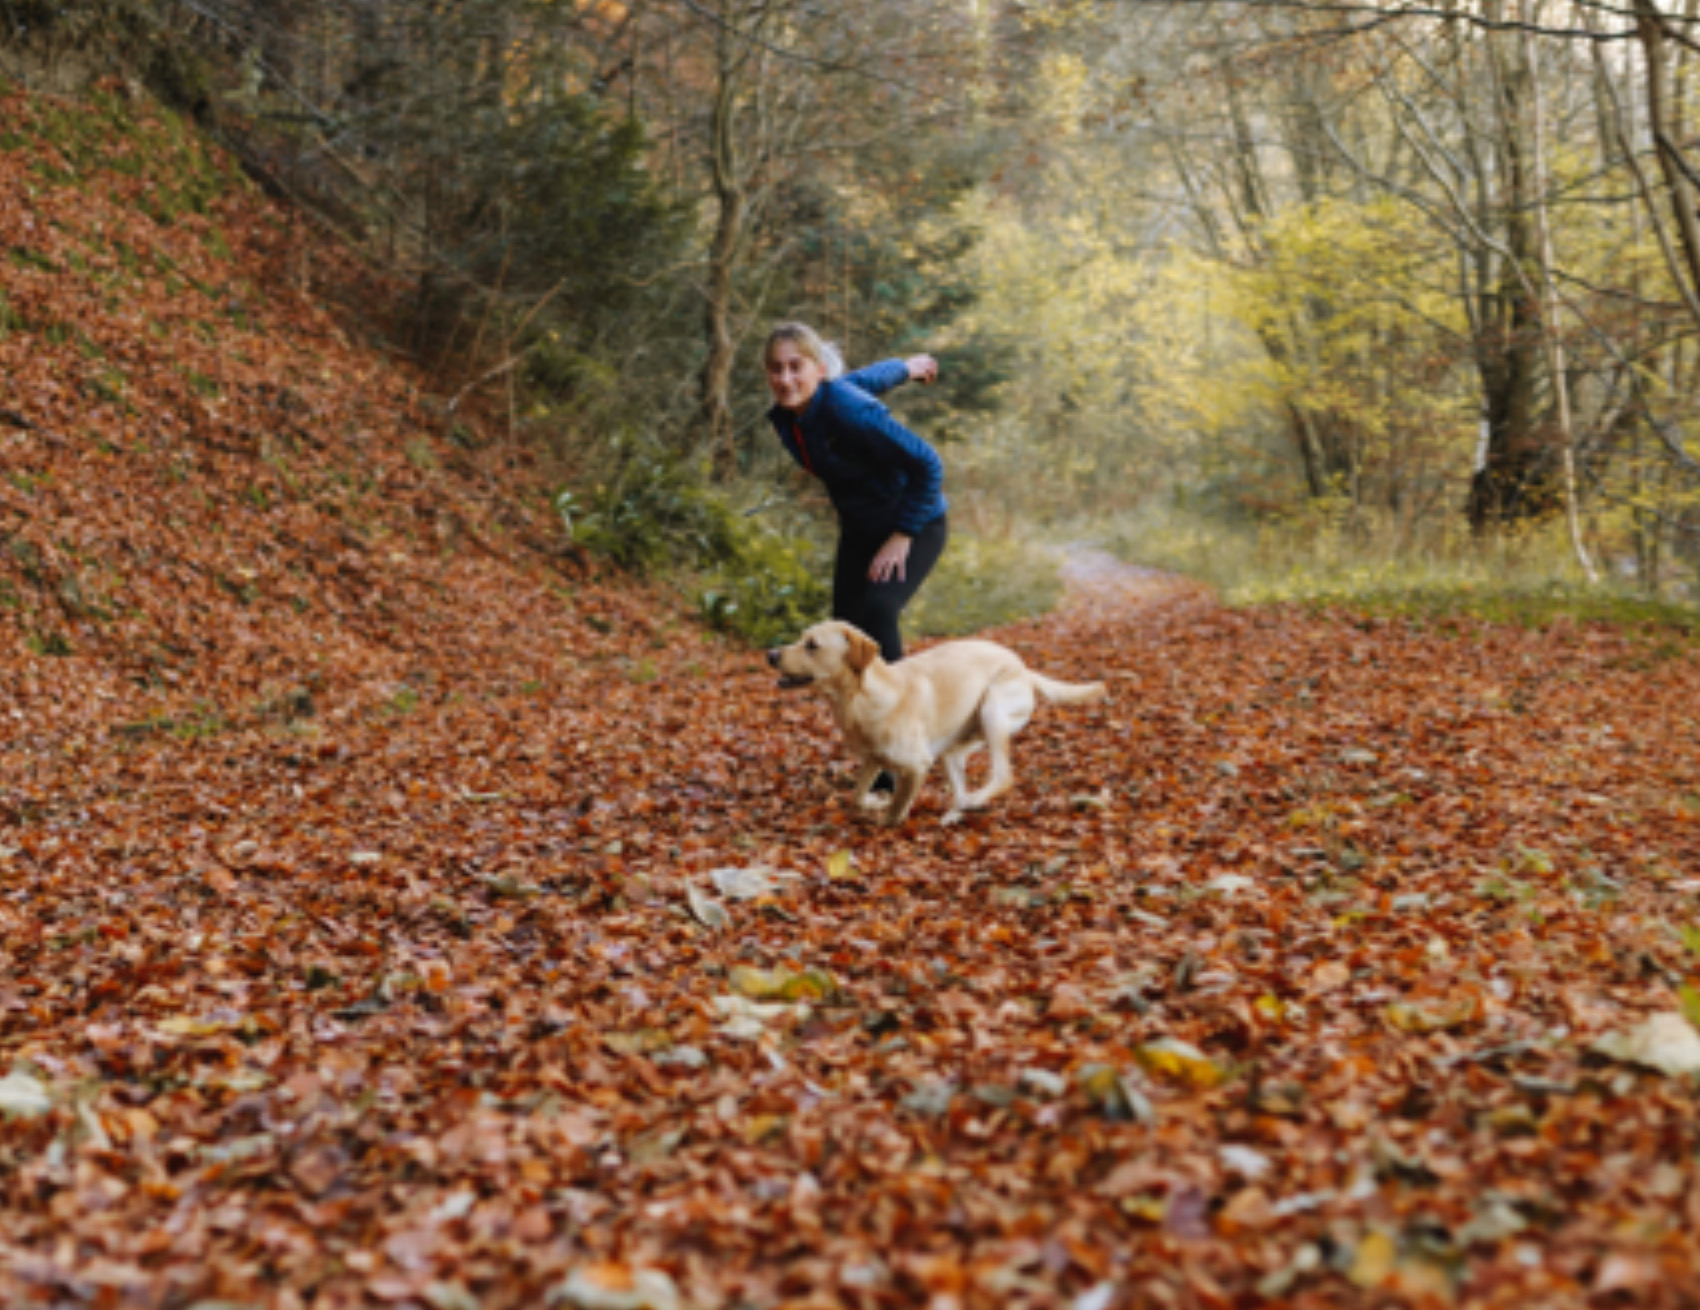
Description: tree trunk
xmin=1522 ymin=15 xmax=1597 ymax=581
xmin=1636 ymin=2 xmax=1700 ymax=318
xmin=1467 ymin=279 xmax=1545 ymax=528
xmin=694 ymin=2 xmax=745 ymax=478
xmin=1468 ymin=30 xmax=1552 ymax=531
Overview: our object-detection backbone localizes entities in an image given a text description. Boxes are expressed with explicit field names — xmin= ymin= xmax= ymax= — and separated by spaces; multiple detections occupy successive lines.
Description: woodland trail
xmin=7 ymin=70 xmax=1700 ymax=1310
xmin=5 ymin=539 xmax=1700 ymax=1308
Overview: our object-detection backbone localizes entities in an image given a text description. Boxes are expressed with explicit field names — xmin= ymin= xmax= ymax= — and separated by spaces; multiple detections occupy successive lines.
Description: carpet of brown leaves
xmin=4 ymin=82 xmax=1700 ymax=1310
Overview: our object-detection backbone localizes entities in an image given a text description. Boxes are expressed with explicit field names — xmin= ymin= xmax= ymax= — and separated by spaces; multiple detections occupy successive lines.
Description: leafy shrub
xmin=559 ymin=433 xmax=828 ymax=647
xmin=560 ymin=434 xmax=740 ymax=573
xmin=696 ymin=534 xmax=827 ymax=650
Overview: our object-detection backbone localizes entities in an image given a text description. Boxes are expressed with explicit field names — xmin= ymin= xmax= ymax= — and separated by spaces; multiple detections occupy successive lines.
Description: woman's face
xmin=766 ymin=340 xmax=827 ymax=413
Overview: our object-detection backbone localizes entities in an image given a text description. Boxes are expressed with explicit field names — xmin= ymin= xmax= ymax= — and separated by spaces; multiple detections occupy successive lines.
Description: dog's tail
xmin=1030 ymin=672 xmax=1110 ymax=707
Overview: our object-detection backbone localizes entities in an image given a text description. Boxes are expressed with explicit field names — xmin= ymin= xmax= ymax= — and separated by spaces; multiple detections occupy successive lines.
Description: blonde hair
xmin=764 ymin=321 xmax=844 ymax=379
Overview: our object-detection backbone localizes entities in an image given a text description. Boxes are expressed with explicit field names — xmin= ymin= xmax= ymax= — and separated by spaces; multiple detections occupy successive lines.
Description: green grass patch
xmin=404 ymin=438 xmax=438 ymax=472
xmin=1289 ymin=581 xmax=1700 ymax=637
xmin=25 ymin=630 xmax=74 ymax=657
xmin=21 ymin=87 xmax=237 ymax=225
xmin=1098 ymin=501 xmax=1697 ymax=636
xmin=908 ymin=533 xmax=1064 ymax=639
xmin=110 ymin=703 xmax=228 ymax=741
xmin=10 ymin=247 xmax=59 ymax=274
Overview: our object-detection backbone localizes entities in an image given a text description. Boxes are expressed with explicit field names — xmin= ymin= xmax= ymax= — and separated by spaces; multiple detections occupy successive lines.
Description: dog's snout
xmin=766 ymin=648 xmax=781 ymax=668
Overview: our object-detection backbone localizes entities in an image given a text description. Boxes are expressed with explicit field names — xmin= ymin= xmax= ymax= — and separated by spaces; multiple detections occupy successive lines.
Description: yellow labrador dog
xmin=767 ymin=620 xmax=1108 ymax=826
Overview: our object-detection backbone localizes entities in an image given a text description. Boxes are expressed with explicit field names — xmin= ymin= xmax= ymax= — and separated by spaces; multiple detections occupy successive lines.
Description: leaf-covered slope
xmin=0 ymin=81 xmax=665 ymax=761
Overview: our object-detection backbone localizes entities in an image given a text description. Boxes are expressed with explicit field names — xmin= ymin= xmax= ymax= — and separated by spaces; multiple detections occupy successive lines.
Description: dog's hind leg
xmin=959 ymin=679 xmax=1035 ymax=812
xmin=940 ymin=743 xmax=979 ymax=823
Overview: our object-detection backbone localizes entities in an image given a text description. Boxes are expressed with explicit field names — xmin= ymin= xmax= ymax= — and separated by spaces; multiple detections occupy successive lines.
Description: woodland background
xmin=10 ymin=0 xmax=1700 ymax=622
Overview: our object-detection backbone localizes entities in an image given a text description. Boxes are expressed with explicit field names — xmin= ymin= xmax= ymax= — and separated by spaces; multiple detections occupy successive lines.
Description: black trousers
xmin=831 ymin=515 xmax=948 ymax=664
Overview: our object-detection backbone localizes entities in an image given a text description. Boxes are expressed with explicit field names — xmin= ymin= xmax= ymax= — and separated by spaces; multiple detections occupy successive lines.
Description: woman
xmin=764 ymin=321 xmax=948 ymax=666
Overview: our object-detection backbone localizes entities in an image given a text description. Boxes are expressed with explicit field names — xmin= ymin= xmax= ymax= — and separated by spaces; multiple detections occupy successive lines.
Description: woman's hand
xmin=869 ymin=533 xmax=912 ymax=583
xmin=905 ymin=355 xmax=939 ymax=385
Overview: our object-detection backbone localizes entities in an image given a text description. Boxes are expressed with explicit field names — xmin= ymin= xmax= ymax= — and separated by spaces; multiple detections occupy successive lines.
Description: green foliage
xmin=408 ymin=69 xmax=685 ymax=372
xmin=140 ymin=39 xmax=215 ymax=120
xmin=25 ymin=629 xmax=73 ymax=658
xmin=468 ymin=99 xmax=682 ymax=311
xmin=846 ymin=214 xmax=1013 ymax=440
xmin=403 ymin=439 xmax=437 ymax=473
xmin=111 ymin=703 xmax=228 ymax=741
xmin=1 ymin=0 xmax=216 ymax=117
xmin=563 ymin=437 xmax=742 ymax=574
xmin=921 ymin=187 xmax=1175 ymax=519
xmin=560 ymin=435 xmax=828 ymax=647
xmin=696 ymin=536 xmax=827 ymax=650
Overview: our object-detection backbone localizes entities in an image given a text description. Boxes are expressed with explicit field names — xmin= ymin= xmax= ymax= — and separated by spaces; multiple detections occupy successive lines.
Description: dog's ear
xmin=844 ymin=627 xmax=879 ymax=678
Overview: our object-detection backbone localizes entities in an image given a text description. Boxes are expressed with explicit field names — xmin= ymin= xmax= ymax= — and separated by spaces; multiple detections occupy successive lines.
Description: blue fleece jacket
xmin=768 ymin=359 xmax=947 ymax=538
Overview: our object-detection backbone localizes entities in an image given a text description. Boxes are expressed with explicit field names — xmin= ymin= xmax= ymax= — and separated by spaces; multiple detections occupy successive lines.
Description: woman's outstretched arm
xmin=840 ymin=355 xmax=938 ymax=396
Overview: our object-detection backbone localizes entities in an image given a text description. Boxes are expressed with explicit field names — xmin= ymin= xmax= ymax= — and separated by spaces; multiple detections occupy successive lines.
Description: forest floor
xmin=5 ymin=77 xmax=1700 ymax=1310
xmin=8 ymin=539 xmax=1700 ymax=1310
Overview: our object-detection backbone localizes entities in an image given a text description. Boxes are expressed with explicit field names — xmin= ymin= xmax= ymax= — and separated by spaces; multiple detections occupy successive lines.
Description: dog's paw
xmin=858 ymin=792 xmax=891 ymax=811
xmin=941 ymin=809 xmax=964 ymax=827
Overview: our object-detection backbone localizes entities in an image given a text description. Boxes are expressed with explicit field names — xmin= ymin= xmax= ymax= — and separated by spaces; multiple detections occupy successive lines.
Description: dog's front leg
xmin=852 ymin=758 xmax=887 ymax=810
xmin=882 ymin=766 xmax=926 ymax=826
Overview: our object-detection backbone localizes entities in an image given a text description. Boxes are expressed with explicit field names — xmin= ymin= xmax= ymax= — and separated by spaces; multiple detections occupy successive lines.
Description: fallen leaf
xmin=1220 ymin=1186 xmax=1275 ymax=1229
xmin=1594 ymin=1252 xmax=1659 ymax=1296
xmin=1018 ymin=1067 xmax=1067 ymax=1098
xmin=604 ymin=1029 xmax=672 ymax=1056
xmin=685 ymin=884 xmax=730 ymax=931
xmin=728 ymin=965 xmax=838 ymax=1002
xmin=1348 ymin=1229 xmax=1398 ymax=1290
xmin=289 ymin=1143 xmax=348 ymax=1197
xmin=1219 ymin=1144 xmax=1272 ymax=1179
xmin=156 ymin=1015 xmax=234 ymax=1038
xmin=1078 ymin=1063 xmax=1155 ymax=1123
xmin=1590 ymin=1012 xmax=1700 ymax=1076
xmin=551 ymin=1264 xmax=681 ymax=1310
xmin=1134 ymin=1036 xmax=1226 ymax=1088
xmin=0 ymin=1068 xmax=52 ymax=1119
xmin=710 ymin=865 xmax=800 ymax=899
xmin=1386 ymin=993 xmax=1481 ymax=1034
xmin=712 ymin=995 xmax=790 ymax=1040
xmin=824 ymin=850 xmax=855 ymax=881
